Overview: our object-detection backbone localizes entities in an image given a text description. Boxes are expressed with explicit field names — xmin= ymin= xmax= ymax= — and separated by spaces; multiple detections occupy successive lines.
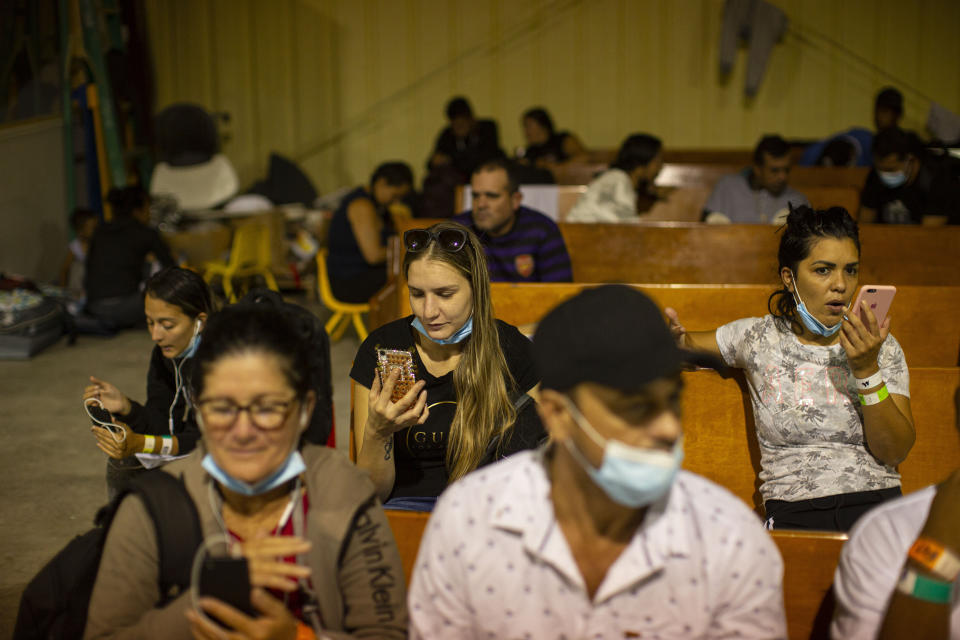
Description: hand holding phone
xmin=377 ymin=349 xmax=417 ymax=403
xmin=198 ymin=556 xmax=255 ymax=625
xmin=850 ymin=285 xmax=896 ymax=328
xmin=85 ymin=399 xmax=113 ymax=427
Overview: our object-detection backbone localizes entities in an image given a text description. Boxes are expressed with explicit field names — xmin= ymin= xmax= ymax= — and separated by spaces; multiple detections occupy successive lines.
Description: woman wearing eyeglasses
xmin=84 ymin=305 xmax=407 ymax=639
xmin=350 ymin=221 xmax=544 ymax=511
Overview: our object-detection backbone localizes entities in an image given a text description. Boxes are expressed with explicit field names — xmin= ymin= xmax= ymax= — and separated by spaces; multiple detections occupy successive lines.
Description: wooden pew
xmin=385 ymin=509 xmax=428 ymax=586
xmin=555 ymin=163 xmax=870 ymax=191
xmin=384 ymin=505 xmax=847 ymax=640
xmin=455 ymin=184 xmax=859 ymax=225
xmin=391 ymin=219 xmax=960 ymax=287
xmin=681 ymin=368 xmax=960 ymax=511
xmin=361 ymin=368 xmax=960 ymax=516
xmin=772 ymin=530 xmax=848 ymax=640
xmin=470 ymin=283 xmax=960 ymax=368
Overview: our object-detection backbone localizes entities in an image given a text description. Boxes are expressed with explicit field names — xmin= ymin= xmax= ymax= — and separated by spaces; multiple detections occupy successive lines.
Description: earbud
xmin=299 ymin=406 xmax=310 ymax=430
xmin=194 ymin=319 xmax=202 ymax=335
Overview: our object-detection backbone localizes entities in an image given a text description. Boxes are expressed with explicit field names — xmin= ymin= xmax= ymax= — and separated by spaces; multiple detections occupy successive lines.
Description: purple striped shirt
xmin=453 ymin=207 xmax=573 ymax=282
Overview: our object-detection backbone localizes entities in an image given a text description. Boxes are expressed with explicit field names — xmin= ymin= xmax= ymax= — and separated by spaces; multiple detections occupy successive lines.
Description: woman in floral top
xmin=666 ymin=205 xmax=914 ymax=531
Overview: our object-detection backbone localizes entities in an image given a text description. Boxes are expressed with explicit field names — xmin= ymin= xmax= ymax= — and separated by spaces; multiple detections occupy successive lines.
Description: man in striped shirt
xmin=453 ymin=158 xmax=573 ymax=282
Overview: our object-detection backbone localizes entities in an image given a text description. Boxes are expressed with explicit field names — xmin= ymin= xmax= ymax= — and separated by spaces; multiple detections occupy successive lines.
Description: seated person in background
xmin=427 ymin=96 xmax=504 ymax=181
xmin=83 ymin=267 xmax=214 ymax=499
xmin=705 ymin=135 xmax=810 ymax=224
xmin=453 ymin=158 xmax=573 ymax=282
xmin=832 ymin=388 xmax=960 ymax=639
xmin=566 ymin=133 xmax=663 ymax=223
xmin=59 ymin=208 xmax=98 ymax=297
xmin=516 ymin=106 xmax=587 ymax=169
xmin=83 ymin=305 xmax=407 ymax=638
xmin=84 ymin=186 xmax=174 ymax=331
xmin=351 ymin=222 xmax=544 ymax=511
xmin=799 ymin=86 xmax=904 ymax=167
xmin=326 ymin=161 xmax=413 ymax=303
xmin=668 ymin=206 xmax=914 ymax=531
xmin=409 ymin=285 xmax=787 ymax=639
xmin=859 ymin=127 xmax=958 ymax=225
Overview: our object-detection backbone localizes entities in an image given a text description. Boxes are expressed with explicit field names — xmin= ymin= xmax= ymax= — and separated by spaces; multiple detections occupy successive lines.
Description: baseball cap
xmin=533 ymin=285 xmax=723 ymax=392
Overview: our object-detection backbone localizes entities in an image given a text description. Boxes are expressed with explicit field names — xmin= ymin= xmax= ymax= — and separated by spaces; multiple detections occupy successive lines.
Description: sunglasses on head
xmin=403 ymin=228 xmax=468 ymax=253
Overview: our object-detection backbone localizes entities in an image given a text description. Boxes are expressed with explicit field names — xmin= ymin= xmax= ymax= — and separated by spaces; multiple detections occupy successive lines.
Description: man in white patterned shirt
xmin=409 ymin=285 xmax=787 ymax=639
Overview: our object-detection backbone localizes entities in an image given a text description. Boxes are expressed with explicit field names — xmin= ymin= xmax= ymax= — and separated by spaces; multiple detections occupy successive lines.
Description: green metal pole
xmin=79 ymin=0 xmax=126 ymax=188
xmin=60 ymin=0 xmax=76 ymax=214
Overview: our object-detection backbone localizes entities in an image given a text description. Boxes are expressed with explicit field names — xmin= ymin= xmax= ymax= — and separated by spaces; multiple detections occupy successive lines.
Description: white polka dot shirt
xmin=409 ymin=451 xmax=787 ymax=639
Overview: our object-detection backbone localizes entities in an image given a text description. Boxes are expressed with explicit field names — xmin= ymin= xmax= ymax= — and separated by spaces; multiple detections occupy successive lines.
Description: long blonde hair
xmin=402 ymin=222 xmax=516 ymax=481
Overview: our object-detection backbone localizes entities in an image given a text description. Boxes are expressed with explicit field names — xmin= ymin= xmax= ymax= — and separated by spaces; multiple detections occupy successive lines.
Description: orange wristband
xmin=295 ymin=622 xmax=316 ymax=640
xmin=909 ymin=536 xmax=960 ymax=582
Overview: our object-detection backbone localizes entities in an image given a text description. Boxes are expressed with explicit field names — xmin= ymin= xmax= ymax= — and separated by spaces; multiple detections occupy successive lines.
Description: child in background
xmin=59 ymin=208 xmax=98 ymax=297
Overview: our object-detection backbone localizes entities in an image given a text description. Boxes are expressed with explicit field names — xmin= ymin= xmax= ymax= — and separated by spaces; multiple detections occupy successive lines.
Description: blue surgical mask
xmin=202 ymin=449 xmax=306 ymax=496
xmin=789 ymin=272 xmax=843 ymax=337
xmin=563 ymin=398 xmax=683 ymax=508
xmin=199 ymin=406 xmax=309 ymax=496
xmin=411 ymin=315 xmax=473 ymax=345
xmin=878 ymin=170 xmax=907 ymax=189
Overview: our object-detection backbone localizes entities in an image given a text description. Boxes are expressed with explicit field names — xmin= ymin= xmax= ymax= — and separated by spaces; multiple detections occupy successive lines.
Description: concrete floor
xmin=0 ymin=296 xmax=359 ymax=637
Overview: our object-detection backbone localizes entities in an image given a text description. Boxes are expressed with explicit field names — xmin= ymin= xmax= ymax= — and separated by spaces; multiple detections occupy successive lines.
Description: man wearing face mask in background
xmin=859 ymin=127 xmax=959 ymax=225
xmin=408 ymin=285 xmax=787 ymax=639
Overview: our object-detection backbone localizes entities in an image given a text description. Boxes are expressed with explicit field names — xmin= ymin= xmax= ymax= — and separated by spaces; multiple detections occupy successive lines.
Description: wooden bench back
xmin=469 ymin=283 xmax=959 ymax=368
xmin=681 ymin=367 xmax=960 ymax=511
xmin=383 ymin=509 xmax=848 ymax=640
xmin=454 ymin=184 xmax=858 ymax=223
xmin=359 ymin=368 xmax=960 ymax=515
xmin=772 ymin=530 xmax=848 ymax=639
xmin=554 ymin=162 xmax=869 ymax=190
xmin=392 ymin=219 xmax=960 ymax=287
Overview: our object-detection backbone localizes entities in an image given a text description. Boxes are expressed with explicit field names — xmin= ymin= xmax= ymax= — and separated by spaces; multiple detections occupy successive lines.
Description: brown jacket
xmin=83 ymin=445 xmax=408 ymax=639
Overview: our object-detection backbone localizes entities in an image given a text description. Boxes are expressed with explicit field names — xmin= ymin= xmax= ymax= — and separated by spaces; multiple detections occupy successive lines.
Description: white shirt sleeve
xmin=715 ymin=317 xmax=763 ymax=369
xmin=408 ymin=488 xmax=477 ymax=640
xmin=831 ymin=517 xmax=903 ymax=639
xmin=878 ymin=334 xmax=910 ymax=398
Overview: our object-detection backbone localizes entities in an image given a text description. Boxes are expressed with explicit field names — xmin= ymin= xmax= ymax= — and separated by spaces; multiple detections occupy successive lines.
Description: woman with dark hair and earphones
xmin=83 ymin=267 xmax=215 ymax=499
xmin=350 ymin=221 xmax=544 ymax=511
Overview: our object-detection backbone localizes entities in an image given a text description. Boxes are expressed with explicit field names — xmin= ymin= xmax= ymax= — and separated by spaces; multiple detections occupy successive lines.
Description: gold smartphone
xmin=376 ymin=348 xmax=417 ymax=403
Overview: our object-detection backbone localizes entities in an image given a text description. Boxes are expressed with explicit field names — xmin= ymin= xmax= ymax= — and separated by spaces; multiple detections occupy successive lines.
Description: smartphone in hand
xmin=850 ymin=285 xmax=896 ymax=327
xmin=86 ymin=400 xmax=113 ymax=427
xmin=199 ymin=555 xmax=255 ymax=625
xmin=376 ymin=348 xmax=417 ymax=403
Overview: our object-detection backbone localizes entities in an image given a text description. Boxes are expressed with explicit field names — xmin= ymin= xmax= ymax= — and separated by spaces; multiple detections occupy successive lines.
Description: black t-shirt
xmin=860 ymin=165 xmax=936 ymax=224
xmin=350 ymin=316 xmax=541 ymax=499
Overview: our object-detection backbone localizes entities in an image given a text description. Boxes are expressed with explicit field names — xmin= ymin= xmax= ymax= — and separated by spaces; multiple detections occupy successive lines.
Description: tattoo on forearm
xmin=384 ymin=440 xmax=393 ymax=460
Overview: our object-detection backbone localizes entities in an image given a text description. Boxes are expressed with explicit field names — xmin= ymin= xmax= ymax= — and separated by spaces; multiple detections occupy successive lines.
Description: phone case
xmin=377 ymin=348 xmax=417 ymax=403
xmin=199 ymin=556 xmax=254 ymax=618
xmin=86 ymin=401 xmax=113 ymax=426
xmin=852 ymin=285 xmax=897 ymax=326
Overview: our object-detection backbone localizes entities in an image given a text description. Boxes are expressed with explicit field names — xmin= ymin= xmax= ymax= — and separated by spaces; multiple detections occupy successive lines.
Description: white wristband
xmin=855 ymin=371 xmax=885 ymax=391
xmin=160 ymin=436 xmax=173 ymax=456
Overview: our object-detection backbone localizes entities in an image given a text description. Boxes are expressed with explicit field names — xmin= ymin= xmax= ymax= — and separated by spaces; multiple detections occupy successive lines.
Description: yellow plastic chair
xmin=316 ymin=248 xmax=369 ymax=342
xmin=203 ymin=220 xmax=279 ymax=302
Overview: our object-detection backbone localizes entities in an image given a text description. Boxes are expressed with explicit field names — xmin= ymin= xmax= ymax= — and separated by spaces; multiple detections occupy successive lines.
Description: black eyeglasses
xmin=403 ymin=228 xmax=468 ymax=253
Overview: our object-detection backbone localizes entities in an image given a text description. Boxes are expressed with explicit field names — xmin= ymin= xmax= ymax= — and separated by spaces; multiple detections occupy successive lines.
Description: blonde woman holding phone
xmin=350 ymin=222 xmax=543 ymax=511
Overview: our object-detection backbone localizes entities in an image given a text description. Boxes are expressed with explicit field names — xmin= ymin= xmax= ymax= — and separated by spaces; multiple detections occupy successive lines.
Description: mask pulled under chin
xmin=563 ymin=399 xmax=683 ymax=508
xmin=790 ymin=281 xmax=842 ymax=337
xmin=202 ymin=449 xmax=306 ymax=496
xmin=411 ymin=315 xmax=473 ymax=345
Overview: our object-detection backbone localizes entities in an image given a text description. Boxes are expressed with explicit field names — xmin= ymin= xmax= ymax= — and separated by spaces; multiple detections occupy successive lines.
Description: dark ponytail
xmin=768 ymin=205 xmax=860 ymax=334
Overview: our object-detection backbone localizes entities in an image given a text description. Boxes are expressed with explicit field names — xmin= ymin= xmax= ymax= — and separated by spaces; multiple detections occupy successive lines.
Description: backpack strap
xmin=125 ymin=471 xmax=204 ymax=603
